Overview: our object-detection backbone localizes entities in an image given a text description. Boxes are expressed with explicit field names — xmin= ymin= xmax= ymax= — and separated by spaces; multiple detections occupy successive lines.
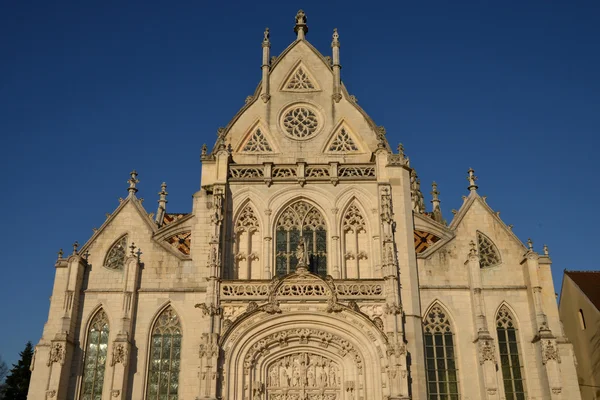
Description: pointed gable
xmin=280 ymin=61 xmax=320 ymax=92
xmin=241 ymin=128 xmax=273 ymax=153
xmin=323 ymin=121 xmax=362 ymax=153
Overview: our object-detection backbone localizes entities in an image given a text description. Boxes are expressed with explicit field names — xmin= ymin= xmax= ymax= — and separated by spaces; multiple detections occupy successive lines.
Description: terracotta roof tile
xmin=565 ymin=270 xmax=600 ymax=310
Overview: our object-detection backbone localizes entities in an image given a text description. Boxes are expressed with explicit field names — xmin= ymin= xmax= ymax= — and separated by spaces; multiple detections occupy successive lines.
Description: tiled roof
xmin=565 ymin=270 xmax=600 ymax=311
xmin=163 ymin=213 xmax=189 ymax=226
xmin=414 ymin=230 xmax=441 ymax=254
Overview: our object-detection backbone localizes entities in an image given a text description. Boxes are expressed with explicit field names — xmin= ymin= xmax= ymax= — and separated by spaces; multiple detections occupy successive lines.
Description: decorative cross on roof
xmin=127 ymin=170 xmax=139 ymax=195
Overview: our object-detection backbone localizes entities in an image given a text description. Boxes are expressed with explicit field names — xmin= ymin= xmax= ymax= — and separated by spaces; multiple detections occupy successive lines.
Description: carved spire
xmin=410 ymin=170 xmax=425 ymax=213
xmin=72 ymin=241 xmax=79 ymax=255
xmin=294 ymin=10 xmax=308 ymax=40
xmin=155 ymin=182 xmax=168 ymax=226
xmin=57 ymin=248 xmax=64 ymax=260
xmin=467 ymin=168 xmax=478 ymax=192
xmin=543 ymin=244 xmax=549 ymax=256
xmin=430 ymin=182 xmax=443 ymax=224
xmin=127 ymin=170 xmax=139 ymax=196
xmin=201 ymin=144 xmax=207 ymax=156
xmin=527 ymin=238 xmax=534 ymax=251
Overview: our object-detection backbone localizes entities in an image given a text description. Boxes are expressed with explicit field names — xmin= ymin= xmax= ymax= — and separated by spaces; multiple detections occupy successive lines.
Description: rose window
xmin=282 ymin=106 xmax=319 ymax=139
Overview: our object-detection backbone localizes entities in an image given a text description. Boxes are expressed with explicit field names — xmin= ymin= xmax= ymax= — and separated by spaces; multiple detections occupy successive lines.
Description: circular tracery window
xmin=281 ymin=105 xmax=320 ymax=139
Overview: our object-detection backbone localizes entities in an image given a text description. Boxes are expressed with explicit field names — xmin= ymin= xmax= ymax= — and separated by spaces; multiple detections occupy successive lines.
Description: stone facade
xmin=28 ymin=11 xmax=581 ymax=400
xmin=559 ymin=271 xmax=600 ymax=399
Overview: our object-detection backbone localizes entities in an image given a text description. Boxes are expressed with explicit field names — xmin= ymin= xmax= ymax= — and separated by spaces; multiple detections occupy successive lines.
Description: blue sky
xmin=1 ymin=1 xmax=598 ymax=366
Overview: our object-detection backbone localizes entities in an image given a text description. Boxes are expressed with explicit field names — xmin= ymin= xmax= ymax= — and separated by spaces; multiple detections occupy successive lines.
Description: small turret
xmin=155 ymin=182 xmax=168 ymax=226
xmin=294 ymin=10 xmax=308 ymax=40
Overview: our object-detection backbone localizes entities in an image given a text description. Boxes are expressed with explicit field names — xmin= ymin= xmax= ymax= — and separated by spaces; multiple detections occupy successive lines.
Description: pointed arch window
xmin=477 ymin=231 xmax=501 ymax=268
xmin=81 ymin=310 xmax=109 ymax=400
xmin=146 ymin=307 xmax=182 ymax=400
xmin=496 ymin=306 xmax=526 ymax=400
xmin=342 ymin=203 xmax=369 ymax=278
xmin=104 ymin=235 xmax=128 ymax=270
xmin=233 ymin=204 xmax=261 ymax=279
xmin=275 ymin=201 xmax=327 ymax=277
xmin=423 ymin=304 xmax=459 ymax=400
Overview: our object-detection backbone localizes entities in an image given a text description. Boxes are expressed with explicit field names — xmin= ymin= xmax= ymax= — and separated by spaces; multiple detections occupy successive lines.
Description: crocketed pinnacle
xmin=294 ymin=10 xmax=308 ymax=39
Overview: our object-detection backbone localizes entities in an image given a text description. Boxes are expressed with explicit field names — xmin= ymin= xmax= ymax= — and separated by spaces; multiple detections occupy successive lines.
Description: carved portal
xmin=267 ymin=352 xmax=341 ymax=400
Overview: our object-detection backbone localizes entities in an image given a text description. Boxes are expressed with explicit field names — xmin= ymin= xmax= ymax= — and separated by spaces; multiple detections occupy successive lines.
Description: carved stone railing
xmin=228 ymin=163 xmax=376 ymax=184
xmin=220 ymin=279 xmax=384 ymax=301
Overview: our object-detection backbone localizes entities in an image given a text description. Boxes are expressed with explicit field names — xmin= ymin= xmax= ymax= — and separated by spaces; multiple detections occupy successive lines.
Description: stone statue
xmin=296 ymin=239 xmax=307 ymax=267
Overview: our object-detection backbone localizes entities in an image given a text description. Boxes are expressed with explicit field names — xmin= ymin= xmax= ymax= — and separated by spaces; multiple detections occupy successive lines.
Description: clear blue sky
xmin=1 ymin=1 xmax=598 ymax=366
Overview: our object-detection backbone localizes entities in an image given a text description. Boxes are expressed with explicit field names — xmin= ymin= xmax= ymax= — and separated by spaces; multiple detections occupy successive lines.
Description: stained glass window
xmin=477 ymin=232 xmax=501 ymax=268
xmin=104 ymin=235 xmax=127 ymax=270
xmin=423 ymin=304 xmax=459 ymax=400
xmin=275 ymin=201 xmax=327 ymax=277
xmin=146 ymin=307 xmax=182 ymax=400
xmin=81 ymin=310 xmax=109 ymax=400
xmin=497 ymin=306 xmax=526 ymax=400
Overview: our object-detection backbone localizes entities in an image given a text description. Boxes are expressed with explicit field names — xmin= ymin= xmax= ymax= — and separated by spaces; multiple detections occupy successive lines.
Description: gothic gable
xmin=280 ymin=60 xmax=320 ymax=92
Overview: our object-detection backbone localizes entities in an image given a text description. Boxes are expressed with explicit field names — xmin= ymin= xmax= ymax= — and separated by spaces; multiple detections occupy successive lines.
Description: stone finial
xmin=72 ymin=241 xmax=79 ymax=255
xmin=57 ymin=248 xmax=64 ymax=259
xmin=129 ymin=242 xmax=136 ymax=256
xmin=294 ymin=10 xmax=308 ymax=40
xmin=431 ymin=182 xmax=440 ymax=203
xmin=543 ymin=244 xmax=549 ymax=256
xmin=469 ymin=240 xmax=478 ymax=257
xmin=127 ymin=170 xmax=139 ymax=195
xmin=262 ymin=27 xmax=270 ymax=47
xmin=527 ymin=238 xmax=533 ymax=251
xmin=397 ymin=143 xmax=405 ymax=158
xmin=467 ymin=168 xmax=478 ymax=192
xmin=83 ymin=250 xmax=90 ymax=261
xmin=430 ymin=182 xmax=444 ymax=224
xmin=331 ymin=28 xmax=340 ymax=47
xmin=201 ymin=144 xmax=207 ymax=156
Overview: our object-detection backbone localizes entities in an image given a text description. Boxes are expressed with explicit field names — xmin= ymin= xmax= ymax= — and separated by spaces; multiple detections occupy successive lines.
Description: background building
xmin=559 ymin=270 xmax=600 ymax=399
xmin=28 ymin=11 xmax=581 ymax=400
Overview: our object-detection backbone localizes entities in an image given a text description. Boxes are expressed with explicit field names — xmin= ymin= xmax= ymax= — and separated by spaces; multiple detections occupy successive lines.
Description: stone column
xmin=109 ymin=253 xmax=141 ymax=399
xmin=466 ymin=242 xmax=499 ymax=399
xmin=523 ymin=248 xmax=563 ymax=398
xmin=379 ymin=184 xmax=409 ymax=399
xmin=263 ymin=209 xmax=272 ymax=279
xmin=39 ymin=247 xmax=86 ymax=400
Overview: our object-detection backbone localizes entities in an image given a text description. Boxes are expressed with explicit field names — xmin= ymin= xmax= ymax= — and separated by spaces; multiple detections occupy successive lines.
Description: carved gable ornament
xmin=280 ymin=61 xmax=321 ymax=92
xmin=323 ymin=121 xmax=362 ymax=154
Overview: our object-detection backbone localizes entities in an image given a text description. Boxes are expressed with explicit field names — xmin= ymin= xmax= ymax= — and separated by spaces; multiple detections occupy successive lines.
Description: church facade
xmin=28 ymin=11 xmax=581 ymax=400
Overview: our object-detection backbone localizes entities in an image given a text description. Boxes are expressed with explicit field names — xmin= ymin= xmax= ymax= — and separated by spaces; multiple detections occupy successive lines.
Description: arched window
xmin=342 ymin=202 xmax=369 ymax=278
xmin=496 ymin=305 xmax=526 ymax=400
xmin=423 ymin=304 xmax=459 ymax=400
xmin=146 ymin=307 xmax=182 ymax=400
xmin=477 ymin=231 xmax=501 ymax=268
xmin=578 ymin=309 xmax=586 ymax=330
xmin=275 ymin=200 xmax=327 ymax=277
xmin=81 ymin=310 xmax=109 ymax=400
xmin=233 ymin=204 xmax=261 ymax=279
xmin=104 ymin=235 xmax=128 ymax=270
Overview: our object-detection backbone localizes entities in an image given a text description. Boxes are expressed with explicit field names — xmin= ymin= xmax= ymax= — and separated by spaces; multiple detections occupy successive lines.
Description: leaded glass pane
xmin=146 ymin=307 xmax=181 ymax=400
xmin=274 ymin=201 xmax=327 ymax=276
xmin=423 ymin=305 xmax=459 ymax=400
xmin=80 ymin=310 xmax=109 ymax=400
xmin=104 ymin=235 xmax=127 ymax=270
xmin=496 ymin=306 xmax=526 ymax=400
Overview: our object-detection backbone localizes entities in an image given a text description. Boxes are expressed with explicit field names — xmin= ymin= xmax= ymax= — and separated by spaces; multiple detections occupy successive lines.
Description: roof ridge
xmin=565 ymin=269 xmax=600 ymax=273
